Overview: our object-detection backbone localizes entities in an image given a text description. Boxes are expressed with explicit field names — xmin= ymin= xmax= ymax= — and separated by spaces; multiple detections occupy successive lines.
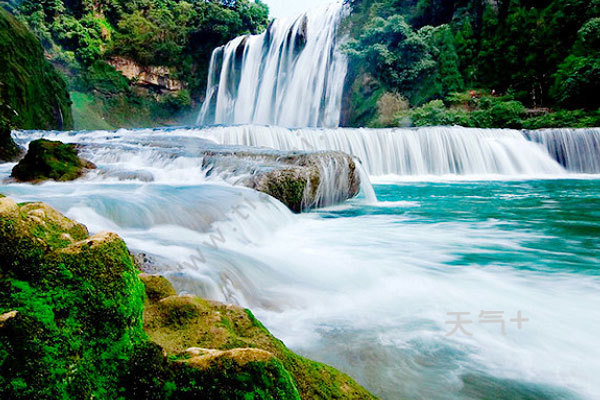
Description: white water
xmin=198 ymin=2 xmax=348 ymax=128
xmin=195 ymin=125 xmax=600 ymax=176
xmin=3 ymin=126 xmax=600 ymax=400
xmin=524 ymin=128 xmax=600 ymax=173
xmin=11 ymin=128 xmax=368 ymax=209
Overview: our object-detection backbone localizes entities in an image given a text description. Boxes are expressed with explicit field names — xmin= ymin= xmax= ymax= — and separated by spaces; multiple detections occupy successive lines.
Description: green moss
xmin=139 ymin=273 xmax=177 ymax=301
xmin=142 ymin=276 xmax=376 ymax=399
xmin=1 ymin=198 xmax=375 ymax=399
xmin=0 ymin=9 xmax=73 ymax=130
xmin=11 ymin=139 xmax=94 ymax=182
xmin=0 ymin=198 xmax=146 ymax=399
xmin=261 ymin=170 xmax=307 ymax=213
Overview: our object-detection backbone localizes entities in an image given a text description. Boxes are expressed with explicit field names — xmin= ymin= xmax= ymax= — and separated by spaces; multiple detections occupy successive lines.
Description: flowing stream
xmin=2 ymin=126 xmax=600 ymax=400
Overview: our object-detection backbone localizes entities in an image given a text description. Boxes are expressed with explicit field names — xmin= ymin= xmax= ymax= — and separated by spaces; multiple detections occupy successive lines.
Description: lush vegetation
xmin=1 ymin=0 xmax=269 ymax=129
xmin=0 ymin=197 xmax=375 ymax=399
xmin=0 ymin=8 xmax=72 ymax=131
xmin=342 ymin=0 xmax=600 ymax=128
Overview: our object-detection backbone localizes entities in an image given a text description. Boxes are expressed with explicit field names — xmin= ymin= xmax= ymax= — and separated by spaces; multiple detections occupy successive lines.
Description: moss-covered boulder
xmin=0 ymin=197 xmax=376 ymax=399
xmin=0 ymin=197 xmax=146 ymax=399
xmin=0 ymin=123 xmax=22 ymax=162
xmin=140 ymin=274 xmax=376 ymax=400
xmin=11 ymin=139 xmax=95 ymax=182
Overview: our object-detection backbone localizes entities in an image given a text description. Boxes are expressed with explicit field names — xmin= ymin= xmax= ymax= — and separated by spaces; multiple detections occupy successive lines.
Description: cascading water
xmin=524 ymin=128 xmax=600 ymax=173
xmin=3 ymin=125 xmax=600 ymax=400
xmin=198 ymin=2 xmax=349 ymax=128
xmin=3 ymin=3 xmax=600 ymax=398
xmin=195 ymin=125 xmax=600 ymax=176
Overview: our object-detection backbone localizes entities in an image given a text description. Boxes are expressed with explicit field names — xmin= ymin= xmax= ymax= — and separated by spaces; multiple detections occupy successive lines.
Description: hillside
xmin=1 ymin=0 xmax=269 ymax=129
xmin=0 ymin=8 xmax=72 ymax=130
xmin=342 ymin=0 xmax=600 ymax=129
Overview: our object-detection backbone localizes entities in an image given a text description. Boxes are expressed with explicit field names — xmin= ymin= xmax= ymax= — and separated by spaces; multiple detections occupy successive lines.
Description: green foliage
xmin=0 ymin=101 xmax=22 ymax=162
xmin=82 ymin=60 xmax=130 ymax=95
xmin=344 ymin=14 xmax=436 ymax=104
xmin=10 ymin=0 xmax=269 ymax=96
xmin=0 ymin=8 xmax=73 ymax=130
xmin=345 ymin=0 xmax=600 ymax=127
xmin=551 ymin=17 xmax=600 ymax=109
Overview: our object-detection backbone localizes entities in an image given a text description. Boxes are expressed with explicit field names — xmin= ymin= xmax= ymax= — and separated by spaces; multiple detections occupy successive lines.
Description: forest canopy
xmin=343 ymin=0 xmax=600 ymax=128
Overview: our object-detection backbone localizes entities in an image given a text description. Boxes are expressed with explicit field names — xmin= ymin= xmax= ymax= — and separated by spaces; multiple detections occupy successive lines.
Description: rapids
xmin=2 ymin=125 xmax=599 ymax=399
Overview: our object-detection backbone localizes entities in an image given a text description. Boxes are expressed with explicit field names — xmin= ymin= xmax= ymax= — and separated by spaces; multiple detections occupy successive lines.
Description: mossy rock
xmin=0 ymin=196 xmax=146 ymax=399
xmin=0 ymin=123 xmax=22 ymax=162
xmin=0 ymin=9 xmax=73 ymax=130
xmin=140 ymin=274 xmax=376 ymax=400
xmin=11 ymin=139 xmax=95 ymax=182
xmin=0 ymin=197 xmax=374 ymax=399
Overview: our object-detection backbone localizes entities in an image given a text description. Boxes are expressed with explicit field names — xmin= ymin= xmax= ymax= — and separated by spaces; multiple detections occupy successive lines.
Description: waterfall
xmin=198 ymin=2 xmax=349 ymax=128
xmin=198 ymin=125 xmax=597 ymax=176
xmin=524 ymin=128 xmax=600 ymax=173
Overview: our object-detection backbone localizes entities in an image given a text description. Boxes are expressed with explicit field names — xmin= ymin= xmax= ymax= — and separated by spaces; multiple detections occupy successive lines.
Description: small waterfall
xmin=197 ymin=125 xmax=573 ymax=176
xmin=198 ymin=2 xmax=348 ymax=128
xmin=524 ymin=128 xmax=600 ymax=173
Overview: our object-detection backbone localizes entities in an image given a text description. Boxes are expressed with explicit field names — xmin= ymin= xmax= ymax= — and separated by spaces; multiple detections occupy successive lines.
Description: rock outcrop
xmin=11 ymin=139 xmax=95 ymax=182
xmin=0 ymin=197 xmax=145 ymax=399
xmin=202 ymin=150 xmax=361 ymax=212
xmin=0 ymin=196 xmax=376 ymax=399
xmin=0 ymin=123 xmax=22 ymax=162
xmin=108 ymin=56 xmax=184 ymax=93
xmin=140 ymin=273 xmax=376 ymax=400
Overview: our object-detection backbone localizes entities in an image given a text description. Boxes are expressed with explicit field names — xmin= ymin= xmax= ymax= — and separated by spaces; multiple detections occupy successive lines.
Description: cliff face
xmin=108 ymin=56 xmax=185 ymax=93
xmin=0 ymin=9 xmax=73 ymax=130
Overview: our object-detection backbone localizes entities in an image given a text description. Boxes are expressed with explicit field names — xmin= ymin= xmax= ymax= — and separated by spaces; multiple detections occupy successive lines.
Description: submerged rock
xmin=202 ymin=150 xmax=360 ymax=212
xmin=11 ymin=139 xmax=95 ymax=182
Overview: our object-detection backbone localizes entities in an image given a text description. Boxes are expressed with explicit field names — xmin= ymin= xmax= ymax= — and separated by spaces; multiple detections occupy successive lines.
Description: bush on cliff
xmin=343 ymin=0 xmax=600 ymax=128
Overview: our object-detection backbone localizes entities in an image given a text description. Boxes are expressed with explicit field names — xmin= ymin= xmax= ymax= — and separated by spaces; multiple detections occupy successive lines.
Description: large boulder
xmin=202 ymin=150 xmax=361 ymax=212
xmin=11 ymin=139 xmax=95 ymax=182
xmin=0 ymin=197 xmax=376 ymax=399
xmin=0 ymin=197 xmax=145 ymax=399
xmin=139 ymin=273 xmax=375 ymax=400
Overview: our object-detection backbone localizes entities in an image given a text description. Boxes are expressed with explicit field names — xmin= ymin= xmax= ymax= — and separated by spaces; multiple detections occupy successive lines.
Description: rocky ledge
xmin=0 ymin=196 xmax=375 ymax=399
xmin=202 ymin=150 xmax=361 ymax=212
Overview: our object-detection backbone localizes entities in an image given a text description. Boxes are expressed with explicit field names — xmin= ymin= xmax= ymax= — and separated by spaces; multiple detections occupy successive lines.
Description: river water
xmin=1 ymin=126 xmax=599 ymax=399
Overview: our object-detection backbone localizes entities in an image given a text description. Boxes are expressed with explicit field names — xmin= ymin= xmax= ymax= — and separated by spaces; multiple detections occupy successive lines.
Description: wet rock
xmin=202 ymin=150 xmax=360 ymax=212
xmin=0 ymin=123 xmax=22 ymax=162
xmin=11 ymin=139 xmax=95 ymax=182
